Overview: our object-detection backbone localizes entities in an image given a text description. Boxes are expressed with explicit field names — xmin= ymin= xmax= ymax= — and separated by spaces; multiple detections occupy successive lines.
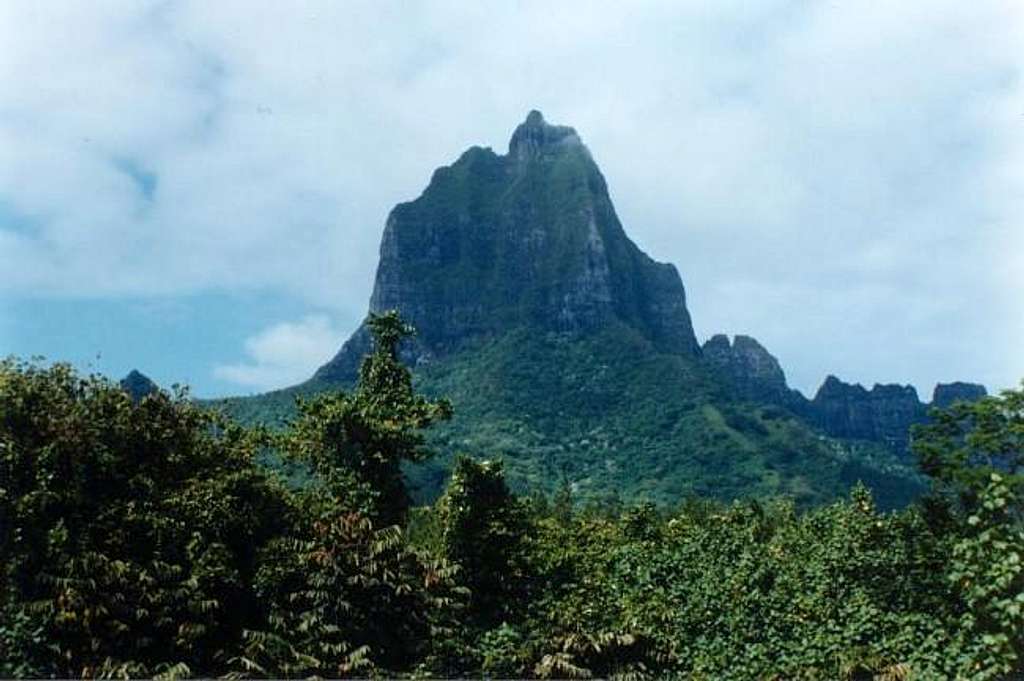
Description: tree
xmin=913 ymin=382 xmax=1023 ymax=513
xmin=0 ymin=359 xmax=292 ymax=678
xmin=437 ymin=456 xmax=532 ymax=629
xmin=913 ymin=383 xmax=1024 ymax=677
xmin=284 ymin=310 xmax=452 ymax=526
xmin=0 ymin=334 xmax=462 ymax=678
xmin=234 ymin=510 xmax=465 ymax=678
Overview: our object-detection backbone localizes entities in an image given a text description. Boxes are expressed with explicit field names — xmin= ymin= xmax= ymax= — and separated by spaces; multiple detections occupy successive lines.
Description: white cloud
xmin=1 ymin=0 xmax=1022 ymax=393
xmin=213 ymin=315 xmax=344 ymax=391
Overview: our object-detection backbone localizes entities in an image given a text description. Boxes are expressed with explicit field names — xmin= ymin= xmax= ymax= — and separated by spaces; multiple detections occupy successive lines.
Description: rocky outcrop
xmin=810 ymin=376 xmax=928 ymax=450
xmin=120 ymin=369 xmax=159 ymax=402
xmin=806 ymin=376 xmax=990 ymax=451
xmin=315 ymin=111 xmax=700 ymax=383
xmin=701 ymin=334 xmax=807 ymax=410
xmin=700 ymin=334 xmax=990 ymax=453
xmin=932 ymin=382 xmax=987 ymax=409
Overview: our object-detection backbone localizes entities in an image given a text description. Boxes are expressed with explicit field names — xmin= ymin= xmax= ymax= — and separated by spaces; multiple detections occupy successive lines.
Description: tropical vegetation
xmin=2 ymin=312 xmax=1021 ymax=679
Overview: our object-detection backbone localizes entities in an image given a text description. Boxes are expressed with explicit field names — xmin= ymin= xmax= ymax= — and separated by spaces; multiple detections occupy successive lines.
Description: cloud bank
xmin=1 ymin=1 xmax=1021 ymax=394
xmin=213 ymin=315 xmax=344 ymax=391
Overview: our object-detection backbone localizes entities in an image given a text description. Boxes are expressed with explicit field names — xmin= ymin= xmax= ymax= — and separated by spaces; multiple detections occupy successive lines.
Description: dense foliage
xmin=409 ymin=325 xmax=925 ymax=510
xmin=219 ymin=323 xmax=925 ymax=511
xmin=2 ymin=316 xmax=1021 ymax=678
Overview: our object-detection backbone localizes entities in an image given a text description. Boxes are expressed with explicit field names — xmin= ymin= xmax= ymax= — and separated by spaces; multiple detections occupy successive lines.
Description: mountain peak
xmin=314 ymin=113 xmax=700 ymax=383
xmin=120 ymin=369 xmax=159 ymax=402
xmin=701 ymin=333 xmax=797 ymax=405
xmin=508 ymin=110 xmax=583 ymax=162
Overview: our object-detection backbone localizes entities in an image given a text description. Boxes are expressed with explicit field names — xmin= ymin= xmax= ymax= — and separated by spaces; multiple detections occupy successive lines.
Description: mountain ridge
xmin=314 ymin=110 xmax=699 ymax=384
xmin=218 ymin=110 xmax=982 ymax=508
xmin=698 ymin=333 xmax=987 ymax=453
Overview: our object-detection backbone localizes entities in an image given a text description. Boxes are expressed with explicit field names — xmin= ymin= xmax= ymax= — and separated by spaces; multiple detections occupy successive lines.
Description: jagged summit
xmin=695 ymin=333 xmax=989 ymax=455
xmin=702 ymin=334 xmax=790 ymax=403
xmin=315 ymin=111 xmax=699 ymax=383
xmin=508 ymin=110 xmax=584 ymax=163
xmin=806 ymin=374 xmax=987 ymax=454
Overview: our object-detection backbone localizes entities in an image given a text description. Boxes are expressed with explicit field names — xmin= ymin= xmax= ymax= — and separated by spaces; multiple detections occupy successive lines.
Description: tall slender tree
xmin=285 ymin=310 xmax=452 ymax=525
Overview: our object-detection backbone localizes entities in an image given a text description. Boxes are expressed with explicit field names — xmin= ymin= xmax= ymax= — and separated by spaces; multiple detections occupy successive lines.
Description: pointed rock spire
xmin=314 ymin=111 xmax=700 ymax=383
xmin=508 ymin=109 xmax=583 ymax=163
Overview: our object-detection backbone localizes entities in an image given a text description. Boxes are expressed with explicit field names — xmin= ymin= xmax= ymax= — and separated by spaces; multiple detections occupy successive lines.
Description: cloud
xmin=1 ymin=1 xmax=1022 ymax=394
xmin=213 ymin=315 xmax=344 ymax=391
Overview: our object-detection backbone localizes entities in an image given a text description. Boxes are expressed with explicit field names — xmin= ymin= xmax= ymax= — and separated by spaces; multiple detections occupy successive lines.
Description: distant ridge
xmin=120 ymin=369 xmax=159 ymax=402
xmin=699 ymin=335 xmax=987 ymax=454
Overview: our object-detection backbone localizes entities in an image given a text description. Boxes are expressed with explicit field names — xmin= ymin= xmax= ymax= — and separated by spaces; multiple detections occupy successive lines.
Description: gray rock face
xmin=805 ymin=376 xmax=990 ymax=452
xmin=810 ymin=376 xmax=928 ymax=451
xmin=932 ymin=382 xmax=987 ymax=408
xmin=315 ymin=111 xmax=700 ymax=383
xmin=701 ymin=334 xmax=805 ymax=408
xmin=508 ymin=110 xmax=584 ymax=166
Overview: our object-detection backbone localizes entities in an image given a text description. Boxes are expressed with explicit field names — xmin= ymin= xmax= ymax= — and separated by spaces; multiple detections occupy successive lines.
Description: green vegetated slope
xmin=212 ymin=383 xmax=316 ymax=430
xmin=213 ymin=111 xmax=925 ymax=510
xmin=216 ymin=322 xmax=924 ymax=511
xmin=410 ymin=324 xmax=923 ymax=509
xmin=7 ymin=349 xmax=1022 ymax=679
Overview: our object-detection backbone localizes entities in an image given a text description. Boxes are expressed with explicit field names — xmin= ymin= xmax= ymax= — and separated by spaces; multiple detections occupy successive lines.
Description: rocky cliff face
xmin=806 ymin=376 xmax=986 ymax=452
xmin=700 ymin=334 xmax=988 ymax=453
xmin=314 ymin=111 xmax=700 ymax=383
xmin=809 ymin=376 xmax=927 ymax=450
xmin=701 ymin=334 xmax=806 ymax=409
xmin=932 ymin=382 xmax=987 ymax=408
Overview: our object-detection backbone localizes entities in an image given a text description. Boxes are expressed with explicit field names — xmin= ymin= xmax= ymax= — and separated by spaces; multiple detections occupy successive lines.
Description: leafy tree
xmin=914 ymin=385 xmax=1024 ymax=677
xmin=233 ymin=508 xmax=465 ymax=678
xmin=913 ymin=382 xmax=1024 ymax=512
xmin=525 ymin=504 xmax=662 ymax=679
xmin=0 ymin=359 xmax=292 ymax=678
xmin=0 ymin=326 xmax=464 ymax=679
xmin=282 ymin=310 xmax=452 ymax=526
xmin=4 ymin=347 xmax=1023 ymax=679
xmin=437 ymin=456 xmax=532 ymax=629
xmin=946 ymin=473 xmax=1024 ymax=679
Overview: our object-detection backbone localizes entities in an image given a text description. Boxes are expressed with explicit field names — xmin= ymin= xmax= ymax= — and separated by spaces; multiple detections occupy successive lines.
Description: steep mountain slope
xmin=314 ymin=111 xmax=698 ymax=384
xmin=219 ymin=111 xmax=929 ymax=509
xmin=405 ymin=324 xmax=922 ymax=508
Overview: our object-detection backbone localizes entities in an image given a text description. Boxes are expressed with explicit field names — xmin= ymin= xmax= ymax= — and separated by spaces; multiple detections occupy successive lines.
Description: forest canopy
xmin=1 ymin=313 xmax=1022 ymax=679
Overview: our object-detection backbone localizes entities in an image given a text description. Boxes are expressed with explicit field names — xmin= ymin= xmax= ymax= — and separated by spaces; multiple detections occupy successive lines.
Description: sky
xmin=1 ymin=0 xmax=1022 ymax=399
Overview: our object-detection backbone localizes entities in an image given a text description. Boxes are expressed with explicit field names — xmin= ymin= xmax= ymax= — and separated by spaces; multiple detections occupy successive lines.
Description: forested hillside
xmin=3 ymin=314 xmax=1021 ymax=679
xmin=215 ymin=323 xmax=925 ymax=510
xmin=214 ymin=112 xmax=938 ymax=511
